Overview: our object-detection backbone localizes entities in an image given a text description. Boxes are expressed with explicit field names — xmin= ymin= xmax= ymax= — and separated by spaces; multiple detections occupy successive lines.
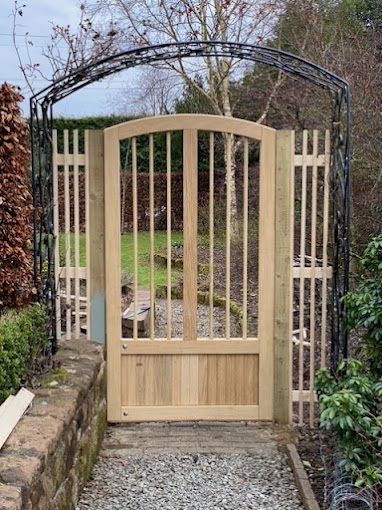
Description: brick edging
xmin=285 ymin=443 xmax=321 ymax=510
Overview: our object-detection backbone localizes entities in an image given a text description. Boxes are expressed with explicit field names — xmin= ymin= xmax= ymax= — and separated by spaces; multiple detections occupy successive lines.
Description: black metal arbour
xmin=30 ymin=41 xmax=351 ymax=366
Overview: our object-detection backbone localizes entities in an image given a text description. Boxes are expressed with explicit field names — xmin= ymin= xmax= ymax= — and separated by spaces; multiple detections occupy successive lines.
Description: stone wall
xmin=0 ymin=340 xmax=106 ymax=510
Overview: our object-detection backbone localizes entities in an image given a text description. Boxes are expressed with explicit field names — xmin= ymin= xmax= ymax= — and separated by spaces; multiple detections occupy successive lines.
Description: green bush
xmin=343 ymin=234 xmax=382 ymax=376
xmin=316 ymin=360 xmax=382 ymax=488
xmin=315 ymin=234 xmax=382 ymax=489
xmin=0 ymin=304 xmax=48 ymax=403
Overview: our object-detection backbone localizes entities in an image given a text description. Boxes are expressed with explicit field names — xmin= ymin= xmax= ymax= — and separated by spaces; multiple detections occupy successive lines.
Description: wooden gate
xmin=102 ymin=115 xmax=292 ymax=423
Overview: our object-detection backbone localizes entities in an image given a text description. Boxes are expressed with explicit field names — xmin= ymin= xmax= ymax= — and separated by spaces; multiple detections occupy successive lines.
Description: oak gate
xmin=91 ymin=114 xmax=292 ymax=423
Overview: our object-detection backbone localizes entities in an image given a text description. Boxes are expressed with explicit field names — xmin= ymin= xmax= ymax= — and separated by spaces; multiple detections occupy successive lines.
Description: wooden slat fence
xmin=53 ymin=129 xmax=88 ymax=341
xmin=291 ymin=130 xmax=331 ymax=426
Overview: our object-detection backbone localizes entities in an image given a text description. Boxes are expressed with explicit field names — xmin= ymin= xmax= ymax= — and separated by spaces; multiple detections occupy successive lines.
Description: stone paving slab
xmin=100 ymin=422 xmax=284 ymax=457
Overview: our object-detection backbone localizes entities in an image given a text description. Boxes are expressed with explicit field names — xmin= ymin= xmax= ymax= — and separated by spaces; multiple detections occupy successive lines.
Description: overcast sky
xmin=0 ymin=0 xmax=135 ymax=117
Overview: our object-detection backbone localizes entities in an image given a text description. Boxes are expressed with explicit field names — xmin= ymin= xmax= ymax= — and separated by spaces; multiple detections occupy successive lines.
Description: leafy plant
xmin=0 ymin=304 xmax=48 ymax=403
xmin=343 ymin=234 xmax=382 ymax=376
xmin=316 ymin=360 xmax=382 ymax=488
xmin=315 ymin=234 xmax=382 ymax=490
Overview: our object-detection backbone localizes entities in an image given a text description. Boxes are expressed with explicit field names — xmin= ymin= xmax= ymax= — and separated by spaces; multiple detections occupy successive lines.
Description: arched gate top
xmin=105 ymin=113 xmax=276 ymax=141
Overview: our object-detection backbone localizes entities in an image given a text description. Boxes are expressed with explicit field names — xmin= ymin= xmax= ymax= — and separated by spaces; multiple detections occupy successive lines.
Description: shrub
xmin=0 ymin=83 xmax=35 ymax=310
xmin=0 ymin=304 xmax=48 ymax=403
xmin=315 ymin=234 xmax=382 ymax=490
xmin=316 ymin=360 xmax=382 ymax=488
xmin=343 ymin=233 xmax=382 ymax=377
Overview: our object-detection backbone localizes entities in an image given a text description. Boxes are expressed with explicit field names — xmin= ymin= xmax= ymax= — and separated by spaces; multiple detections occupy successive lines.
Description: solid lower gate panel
xmin=119 ymin=345 xmax=261 ymax=422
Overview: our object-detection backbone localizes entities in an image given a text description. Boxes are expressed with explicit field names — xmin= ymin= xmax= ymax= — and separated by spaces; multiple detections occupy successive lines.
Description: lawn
xmin=59 ymin=231 xmax=184 ymax=288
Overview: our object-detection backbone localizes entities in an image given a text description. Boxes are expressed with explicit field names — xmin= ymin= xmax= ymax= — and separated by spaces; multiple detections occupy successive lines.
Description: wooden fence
xmin=53 ymin=128 xmax=331 ymax=426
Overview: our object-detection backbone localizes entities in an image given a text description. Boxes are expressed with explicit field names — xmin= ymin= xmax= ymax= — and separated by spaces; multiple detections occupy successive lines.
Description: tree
xmin=36 ymin=0 xmax=284 ymax=227
xmin=354 ymin=0 xmax=382 ymax=31
xmin=254 ymin=0 xmax=382 ymax=252
xmin=112 ymin=67 xmax=180 ymax=116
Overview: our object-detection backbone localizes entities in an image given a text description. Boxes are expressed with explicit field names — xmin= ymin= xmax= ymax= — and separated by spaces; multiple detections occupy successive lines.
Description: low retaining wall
xmin=0 ymin=340 xmax=106 ymax=510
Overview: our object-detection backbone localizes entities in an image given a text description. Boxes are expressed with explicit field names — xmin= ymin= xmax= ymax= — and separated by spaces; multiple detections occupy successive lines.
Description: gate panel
xmin=104 ymin=114 xmax=278 ymax=423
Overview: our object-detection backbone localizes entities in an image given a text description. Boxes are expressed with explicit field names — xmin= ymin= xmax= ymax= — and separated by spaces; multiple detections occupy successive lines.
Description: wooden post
xmin=258 ymin=127 xmax=276 ymax=421
xmin=85 ymin=130 xmax=106 ymax=344
xmin=274 ymin=130 xmax=294 ymax=424
xmin=104 ymin=126 xmax=122 ymax=421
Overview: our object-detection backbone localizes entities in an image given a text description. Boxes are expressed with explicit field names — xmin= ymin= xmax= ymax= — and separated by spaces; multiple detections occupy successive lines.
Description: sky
xmin=0 ymin=0 xmax=136 ymax=117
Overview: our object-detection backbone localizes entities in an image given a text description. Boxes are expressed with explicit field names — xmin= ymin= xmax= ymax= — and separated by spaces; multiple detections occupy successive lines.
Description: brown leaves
xmin=0 ymin=83 xmax=34 ymax=311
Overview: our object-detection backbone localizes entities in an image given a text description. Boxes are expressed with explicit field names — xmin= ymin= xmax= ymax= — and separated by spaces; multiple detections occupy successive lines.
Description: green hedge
xmin=0 ymin=304 xmax=48 ymax=403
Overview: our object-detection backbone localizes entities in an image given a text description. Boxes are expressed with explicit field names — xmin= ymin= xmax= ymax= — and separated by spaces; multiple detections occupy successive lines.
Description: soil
xmin=295 ymin=426 xmax=331 ymax=509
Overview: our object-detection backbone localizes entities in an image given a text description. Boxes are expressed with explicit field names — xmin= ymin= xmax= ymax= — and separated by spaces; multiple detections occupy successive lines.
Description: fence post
xmin=274 ymin=130 xmax=294 ymax=424
xmin=85 ymin=130 xmax=106 ymax=344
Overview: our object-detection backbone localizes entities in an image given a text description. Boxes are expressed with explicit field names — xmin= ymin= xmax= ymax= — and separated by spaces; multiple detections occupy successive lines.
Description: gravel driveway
xmin=76 ymin=423 xmax=304 ymax=510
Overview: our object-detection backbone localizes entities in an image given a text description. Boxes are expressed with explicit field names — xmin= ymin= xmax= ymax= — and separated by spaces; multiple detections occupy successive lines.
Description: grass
xmin=59 ymin=231 xmax=183 ymax=289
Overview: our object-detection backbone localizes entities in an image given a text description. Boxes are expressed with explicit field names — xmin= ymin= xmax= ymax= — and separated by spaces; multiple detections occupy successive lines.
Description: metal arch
xmin=32 ymin=42 xmax=349 ymax=104
xmin=30 ymin=40 xmax=350 ymax=367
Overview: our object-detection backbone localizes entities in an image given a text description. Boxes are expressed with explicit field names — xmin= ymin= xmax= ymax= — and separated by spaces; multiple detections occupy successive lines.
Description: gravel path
xmin=78 ymin=452 xmax=303 ymax=510
xmin=76 ymin=423 xmax=304 ymax=510
xmin=154 ymin=299 xmax=242 ymax=338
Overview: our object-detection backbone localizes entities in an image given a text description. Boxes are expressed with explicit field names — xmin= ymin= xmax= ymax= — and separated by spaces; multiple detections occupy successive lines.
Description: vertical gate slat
xmin=73 ymin=130 xmax=80 ymax=338
xmin=166 ymin=132 xmax=172 ymax=340
xmin=209 ymin=132 xmax=214 ymax=340
xmin=64 ymin=130 xmax=71 ymax=340
xmin=321 ymin=131 xmax=330 ymax=368
xmin=52 ymin=130 xmax=61 ymax=341
xmin=85 ymin=131 xmax=90 ymax=340
xmin=309 ymin=130 xmax=319 ymax=426
xmin=183 ymin=129 xmax=198 ymax=342
xmin=225 ymin=134 xmax=232 ymax=341
xmin=298 ymin=130 xmax=308 ymax=426
xmin=132 ymin=137 xmax=138 ymax=340
xmin=149 ymin=134 xmax=155 ymax=340
xmin=242 ymin=138 xmax=249 ymax=340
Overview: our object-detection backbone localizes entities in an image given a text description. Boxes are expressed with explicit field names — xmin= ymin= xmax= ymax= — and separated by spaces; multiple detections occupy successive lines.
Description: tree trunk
xmin=221 ymin=58 xmax=238 ymax=232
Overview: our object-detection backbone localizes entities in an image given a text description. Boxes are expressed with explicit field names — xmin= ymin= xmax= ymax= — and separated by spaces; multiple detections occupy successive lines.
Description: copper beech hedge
xmin=0 ymin=83 xmax=35 ymax=310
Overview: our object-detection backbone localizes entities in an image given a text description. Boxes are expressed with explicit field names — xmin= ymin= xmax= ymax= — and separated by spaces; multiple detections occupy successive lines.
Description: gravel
xmin=77 ymin=452 xmax=303 ymax=510
xmin=154 ymin=299 xmax=242 ymax=338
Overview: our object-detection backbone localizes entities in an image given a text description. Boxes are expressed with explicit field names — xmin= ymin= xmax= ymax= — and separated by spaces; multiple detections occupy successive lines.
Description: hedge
xmin=0 ymin=83 xmax=35 ymax=311
xmin=0 ymin=304 xmax=48 ymax=403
